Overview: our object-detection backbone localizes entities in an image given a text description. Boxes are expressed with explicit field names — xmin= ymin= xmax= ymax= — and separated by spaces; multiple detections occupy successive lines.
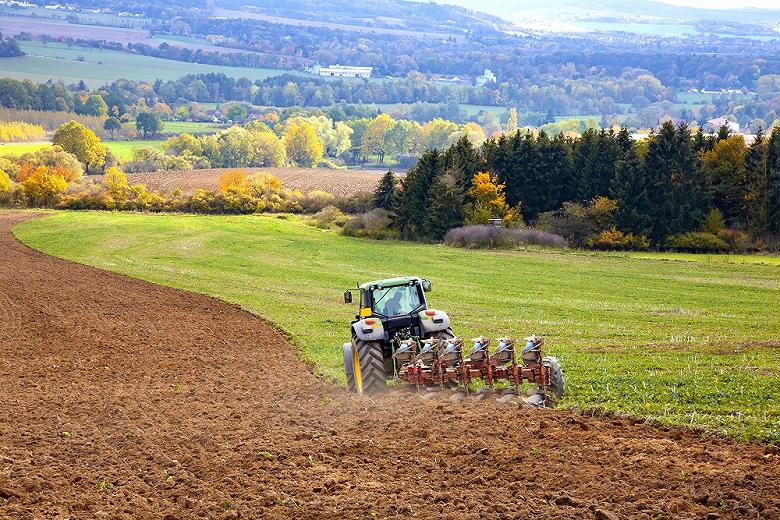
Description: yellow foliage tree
xmin=52 ymin=120 xmax=106 ymax=174
xmin=19 ymin=166 xmax=67 ymax=206
xmin=103 ymin=167 xmax=130 ymax=202
xmin=464 ymin=172 xmax=522 ymax=225
xmin=284 ymin=122 xmax=324 ymax=167
xmin=0 ymin=170 xmax=13 ymax=202
xmin=218 ymin=169 xmax=249 ymax=193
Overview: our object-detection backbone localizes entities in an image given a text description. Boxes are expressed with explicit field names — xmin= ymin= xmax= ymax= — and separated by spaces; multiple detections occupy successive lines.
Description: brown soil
xmin=0 ymin=211 xmax=778 ymax=520
xmin=115 ymin=167 xmax=386 ymax=196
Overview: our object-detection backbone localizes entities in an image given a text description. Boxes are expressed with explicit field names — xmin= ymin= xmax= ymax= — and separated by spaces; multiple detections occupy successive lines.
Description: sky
xmin=659 ymin=0 xmax=780 ymax=7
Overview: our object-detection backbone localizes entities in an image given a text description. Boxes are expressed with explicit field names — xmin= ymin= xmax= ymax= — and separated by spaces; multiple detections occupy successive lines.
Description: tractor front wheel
xmin=351 ymin=338 xmax=387 ymax=394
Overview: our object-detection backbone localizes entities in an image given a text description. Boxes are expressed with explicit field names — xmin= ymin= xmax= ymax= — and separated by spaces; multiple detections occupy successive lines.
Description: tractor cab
xmin=345 ymin=277 xmax=433 ymax=339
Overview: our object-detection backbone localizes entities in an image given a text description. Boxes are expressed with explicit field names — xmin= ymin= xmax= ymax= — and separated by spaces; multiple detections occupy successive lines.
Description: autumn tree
xmin=103 ymin=117 xmax=121 ymax=140
xmin=361 ymin=114 xmax=395 ymax=163
xmin=218 ymin=169 xmax=249 ymax=193
xmin=701 ymin=135 xmax=747 ymax=224
xmin=19 ymin=166 xmax=67 ymax=206
xmin=103 ymin=167 xmax=130 ymax=203
xmin=52 ymin=121 xmax=106 ymax=175
xmin=464 ymin=172 xmax=521 ymax=226
xmin=0 ymin=169 xmax=13 ymax=202
xmin=284 ymin=121 xmax=323 ymax=167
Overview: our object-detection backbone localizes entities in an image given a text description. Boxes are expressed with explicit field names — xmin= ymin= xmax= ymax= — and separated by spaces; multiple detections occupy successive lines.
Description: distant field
xmin=160 ymin=121 xmax=222 ymax=134
xmin=0 ymin=41 xmax=287 ymax=87
xmin=0 ymin=140 xmax=163 ymax=160
xmin=106 ymin=167 xmax=386 ymax=195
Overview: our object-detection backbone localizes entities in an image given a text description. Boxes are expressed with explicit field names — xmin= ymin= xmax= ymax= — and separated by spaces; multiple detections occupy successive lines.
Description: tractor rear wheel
xmin=352 ymin=338 xmax=387 ymax=394
xmin=343 ymin=343 xmax=356 ymax=392
xmin=542 ymin=356 xmax=565 ymax=405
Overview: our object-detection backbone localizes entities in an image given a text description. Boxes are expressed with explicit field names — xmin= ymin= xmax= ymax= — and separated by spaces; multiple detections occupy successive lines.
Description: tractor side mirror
xmin=422 ymin=279 xmax=432 ymax=292
xmin=343 ymin=290 xmax=353 ymax=304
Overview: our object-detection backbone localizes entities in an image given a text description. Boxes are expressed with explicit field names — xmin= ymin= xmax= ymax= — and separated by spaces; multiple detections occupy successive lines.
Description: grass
xmin=0 ymin=140 xmax=164 ymax=160
xmin=13 ymin=211 xmax=780 ymax=443
xmin=2 ymin=42 xmax=286 ymax=88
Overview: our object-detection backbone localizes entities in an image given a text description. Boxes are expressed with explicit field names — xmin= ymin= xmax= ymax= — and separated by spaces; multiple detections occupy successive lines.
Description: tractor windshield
xmin=372 ymin=284 xmax=423 ymax=317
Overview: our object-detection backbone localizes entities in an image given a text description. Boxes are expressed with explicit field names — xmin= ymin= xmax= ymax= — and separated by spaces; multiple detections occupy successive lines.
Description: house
xmin=476 ymin=69 xmax=496 ymax=87
xmin=307 ymin=64 xmax=373 ymax=79
xmin=706 ymin=117 xmax=740 ymax=134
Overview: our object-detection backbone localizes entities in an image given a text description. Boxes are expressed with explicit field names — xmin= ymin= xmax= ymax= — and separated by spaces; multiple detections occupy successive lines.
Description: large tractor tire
xmin=343 ymin=343 xmax=356 ymax=392
xmin=542 ymin=356 xmax=565 ymax=405
xmin=351 ymin=338 xmax=387 ymax=395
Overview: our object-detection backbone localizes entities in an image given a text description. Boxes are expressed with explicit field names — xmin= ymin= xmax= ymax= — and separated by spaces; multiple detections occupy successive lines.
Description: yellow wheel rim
xmin=353 ymin=348 xmax=363 ymax=394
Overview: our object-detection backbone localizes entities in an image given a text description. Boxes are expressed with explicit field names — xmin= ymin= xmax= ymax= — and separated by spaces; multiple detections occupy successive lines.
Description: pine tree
xmin=393 ymin=149 xmax=442 ymax=239
xmin=422 ymin=172 xmax=464 ymax=240
xmin=443 ymin=136 xmax=480 ymax=191
xmin=374 ymin=170 xmax=397 ymax=210
xmin=768 ymin=126 xmax=780 ymax=235
xmin=610 ymin=145 xmax=653 ymax=237
xmin=741 ymin=129 xmax=768 ymax=235
xmin=717 ymin=124 xmax=731 ymax=141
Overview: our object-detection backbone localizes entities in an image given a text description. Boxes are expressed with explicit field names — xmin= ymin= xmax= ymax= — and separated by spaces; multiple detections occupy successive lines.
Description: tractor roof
xmin=359 ymin=276 xmax=422 ymax=291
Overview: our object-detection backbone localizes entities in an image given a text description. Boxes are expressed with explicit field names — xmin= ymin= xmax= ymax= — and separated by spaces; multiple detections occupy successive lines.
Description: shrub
xmin=310 ymin=205 xmax=347 ymax=229
xmin=0 ymin=157 xmax=19 ymax=180
xmin=444 ymin=225 xmax=567 ymax=249
xmin=17 ymin=146 xmax=83 ymax=180
xmin=536 ymin=197 xmax=619 ymax=247
xmin=586 ymin=228 xmax=651 ymax=251
xmin=701 ymin=208 xmax=725 ymax=235
xmin=716 ymin=228 xmax=755 ymax=252
xmin=19 ymin=165 xmax=68 ymax=206
xmin=300 ymin=190 xmax=336 ymax=213
xmin=57 ymin=182 xmax=113 ymax=210
xmin=0 ymin=170 xmax=14 ymax=202
xmin=336 ymin=192 xmax=375 ymax=214
xmin=341 ymin=208 xmax=397 ymax=239
xmin=666 ymin=232 xmax=731 ymax=252
xmin=218 ymin=169 xmax=249 ymax=193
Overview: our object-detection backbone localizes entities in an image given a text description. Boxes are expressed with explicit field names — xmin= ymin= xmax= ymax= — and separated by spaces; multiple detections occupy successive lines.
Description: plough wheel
xmin=352 ymin=338 xmax=387 ymax=394
xmin=543 ymin=356 xmax=565 ymax=405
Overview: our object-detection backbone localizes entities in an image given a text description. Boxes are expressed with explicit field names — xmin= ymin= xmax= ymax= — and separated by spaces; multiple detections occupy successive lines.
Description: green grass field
xmin=13 ymin=212 xmax=780 ymax=442
xmin=2 ymin=42 xmax=286 ymax=88
xmin=161 ymin=121 xmax=222 ymax=134
xmin=0 ymin=140 xmax=164 ymax=160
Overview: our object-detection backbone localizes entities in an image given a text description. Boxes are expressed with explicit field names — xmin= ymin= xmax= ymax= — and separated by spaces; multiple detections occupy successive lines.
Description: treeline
xmin=384 ymin=123 xmax=780 ymax=249
xmin=0 ymin=33 xmax=23 ymax=57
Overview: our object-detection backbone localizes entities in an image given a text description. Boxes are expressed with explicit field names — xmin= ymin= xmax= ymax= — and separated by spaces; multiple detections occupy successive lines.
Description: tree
xmin=102 ymin=167 xmax=130 ymax=202
xmin=0 ymin=169 xmax=13 ymax=202
xmin=83 ymin=94 xmax=108 ymax=117
xmin=361 ymin=114 xmax=395 ymax=163
xmin=423 ymin=172 xmax=465 ymax=240
xmin=19 ymin=166 xmax=67 ymax=206
xmin=394 ymin=149 xmax=442 ymax=239
xmin=251 ymin=131 xmax=286 ymax=167
xmin=284 ymin=121 xmax=323 ymax=167
xmin=136 ymin=112 xmax=163 ymax=138
xmin=506 ymin=108 xmax=518 ymax=134
xmin=52 ymin=121 xmax=106 ymax=175
xmin=610 ymin=145 xmax=653 ymax=237
xmin=103 ymin=117 xmax=121 ymax=140
xmin=224 ymin=103 xmax=248 ymax=122
xmin=700 ymin=135 xmax=747 ymax=225
xmin=464 ymin=171 xmax=521 ymax=226
xmin=374 ymin=170 xmax=397 ymax=210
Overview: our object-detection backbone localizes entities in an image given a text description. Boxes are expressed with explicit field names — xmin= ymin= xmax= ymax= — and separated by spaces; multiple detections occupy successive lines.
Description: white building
xmin=476 ymin=68 xmax=496 ymax=86
xmin=706 ymin=117 xmax=740 ymax=134
xmin=306 ymin=64 xmax=373 ymax=79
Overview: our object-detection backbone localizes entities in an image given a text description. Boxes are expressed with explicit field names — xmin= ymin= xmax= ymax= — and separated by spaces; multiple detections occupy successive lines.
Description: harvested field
xmin=117 ymin=167 xmax=388 ymax=196
xmin=2 ymin=210 xmax=780 ymax=519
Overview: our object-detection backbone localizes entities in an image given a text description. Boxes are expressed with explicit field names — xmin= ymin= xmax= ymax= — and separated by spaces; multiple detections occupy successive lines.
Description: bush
xmin=536 ymin=197 xmax=618 ymax=247
xmin=300 ymin=190 xmax=336 ymax=213
xmin=342 ymin=208 xmax=397 ymax=239
xmin=335 ymin=192 xmax=375 ymax=214
xmin=716 ymin=229 xmax=755 ymax=252
xmin=310 ymin=205 xmax=347 ymax=229
xmin=665 ymin=232 xmax=731 ymax=253
xmin=586 ymin=228 xmax=651 ymax=251
xmin=0 ymin=170 xmax=14 ymax=203
xmin=443 ymin=225 xmax=567 ymax=249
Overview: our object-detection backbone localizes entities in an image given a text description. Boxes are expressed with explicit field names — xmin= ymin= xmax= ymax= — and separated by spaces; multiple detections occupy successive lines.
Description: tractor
xmin=342 ymin=276 xmax=564 ymax=404
xmin=342 ymin=276 xmax=454 ymax=394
